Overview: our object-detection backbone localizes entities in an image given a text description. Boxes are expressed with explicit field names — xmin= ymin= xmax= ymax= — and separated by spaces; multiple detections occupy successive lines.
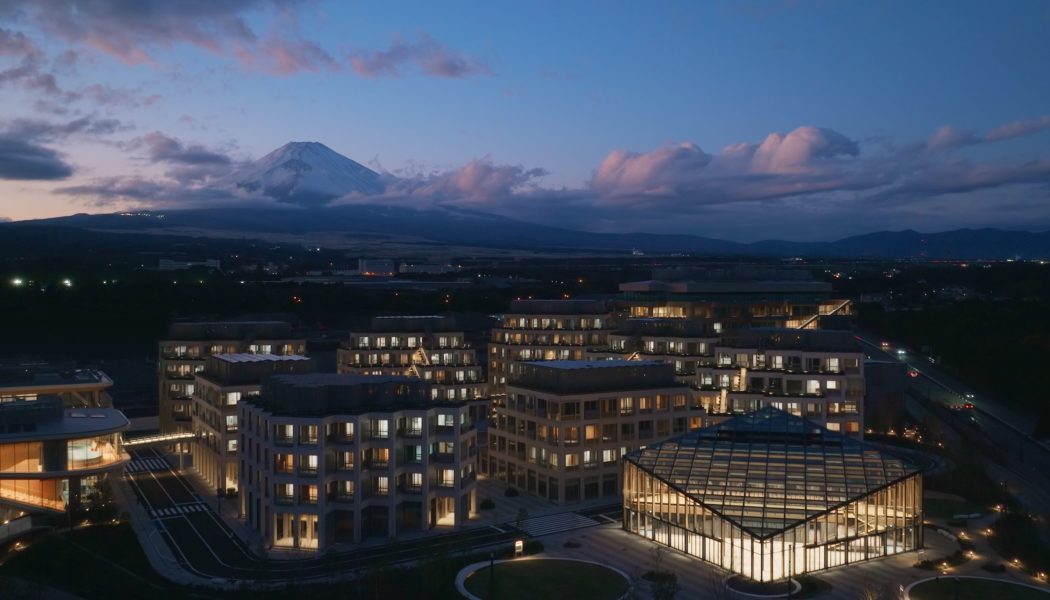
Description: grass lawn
xmin=0 ymin=523 xmax=198 ymax=600
xmin=924 ymin=497 xmax=986 ymax=519
xmin=909 ymin=578 xmax=1050 ymax=599
xmin=464 ymin=559 xmax=629 ymax=600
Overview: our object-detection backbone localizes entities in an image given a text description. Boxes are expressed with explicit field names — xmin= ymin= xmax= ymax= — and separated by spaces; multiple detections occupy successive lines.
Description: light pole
xmin=489 ymin=551 xmax=496 ymax=599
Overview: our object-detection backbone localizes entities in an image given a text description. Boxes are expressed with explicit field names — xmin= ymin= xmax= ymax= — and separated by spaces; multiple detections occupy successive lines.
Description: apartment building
xmin=336 ymin=316 xmax=486 ymax=403
xmin=191 ymin=354 xmax=315 ymax=496
xmin=158 ymin=320 xmax=306 ymax=436
xmin=238 ymin=374 xmax=478 ymax=552
xmin=695 ymin=328 xmax=865 ymax=435
xmin=586 ymin=319 xmax=718 ymax=385
xmin=489 ymin=300 xmax=613 ymax=394
xmin=487 ymin=360 xmax=702 ymax=504
xmin=0 ymin=366 xmax=128 ymax=520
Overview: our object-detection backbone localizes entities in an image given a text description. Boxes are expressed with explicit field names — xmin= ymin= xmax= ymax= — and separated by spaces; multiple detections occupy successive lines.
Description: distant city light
xmin=11 ymin=277 xmax=24 ymax=287
xmin=61 ymin=278 xmax=73 ymax=288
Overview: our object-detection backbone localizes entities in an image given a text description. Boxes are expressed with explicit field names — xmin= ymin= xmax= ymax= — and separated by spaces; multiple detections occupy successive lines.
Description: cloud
xmin=2 ymin=116 xmax=130 ymax=141
xmin=0 ymin=136 xmax=74 ymax=180
xmin=55 ymin=175 xmax=241 ymax=207
xmin=984 ymin=115 xmax=1050 ymax=142
xmin=348 ymin=32 xmax=490 ymax=78
xmin=125 ymin=132 xmax=237 ymax=184
xmin=4 ymin=3 xmax=484 ymax=80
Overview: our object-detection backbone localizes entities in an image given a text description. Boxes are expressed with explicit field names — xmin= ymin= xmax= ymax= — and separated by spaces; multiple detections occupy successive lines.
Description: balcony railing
xmin=275 ymin=495 xmax=295 ymax=506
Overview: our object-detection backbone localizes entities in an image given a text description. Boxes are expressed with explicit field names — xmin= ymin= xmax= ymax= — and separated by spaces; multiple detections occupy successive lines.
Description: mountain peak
xmin=221 ymin=141 xmax=383 ymax=207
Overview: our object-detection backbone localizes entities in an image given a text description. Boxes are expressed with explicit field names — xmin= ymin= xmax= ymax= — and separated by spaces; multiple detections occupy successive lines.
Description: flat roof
xmin=0 ymin=368 xmax=112 ymax=392
xmin=0 ymin=407 xmax=129 ymax=442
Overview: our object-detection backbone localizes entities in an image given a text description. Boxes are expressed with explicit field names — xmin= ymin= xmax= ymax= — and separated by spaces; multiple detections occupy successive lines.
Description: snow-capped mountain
xmin=220 ymin=141 xmax=384 ymax=207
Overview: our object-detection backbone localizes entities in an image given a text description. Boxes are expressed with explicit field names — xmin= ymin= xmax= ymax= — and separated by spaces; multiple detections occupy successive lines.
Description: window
xmin=372 ymin=419 xmax=389 ymax=439
xmin=227 ymin=439 xmax=237 ymax=452
xmin=437 ymin=413 xmax=456 ymax=427
xmin=440 ymin=469 xmax=455 ymax=487
xmin=619 ymin=397 xmax=634 ymax=415
xmin=225 ymin=415 xmax=238 ymax=432
xmin=602 ymin=449 xmax=617 ymax=464
xmin=300 ymin=425 xmax=318 ymax=444
xmin=225 ymin=392 xmax=241 ymax=406
xmin=376 ymin=476 xmax=389 ymax=495
xmin=410 ymin=472 xmax=423 ymax=488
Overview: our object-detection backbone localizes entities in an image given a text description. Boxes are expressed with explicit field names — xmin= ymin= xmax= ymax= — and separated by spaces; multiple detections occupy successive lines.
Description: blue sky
xmin=1 ymin=0 xmax=1048 ymax=241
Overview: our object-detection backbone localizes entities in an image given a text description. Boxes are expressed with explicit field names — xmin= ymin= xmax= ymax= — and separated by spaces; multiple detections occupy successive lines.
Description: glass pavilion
xmin=623 ymin=407 xmax=922 ymax=581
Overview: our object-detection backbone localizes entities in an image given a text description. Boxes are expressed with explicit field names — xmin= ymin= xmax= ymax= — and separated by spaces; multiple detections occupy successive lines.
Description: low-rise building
xmin=191 ymin=354 xmax=315 ymax=496
xmin=0 ymin=367 xmax=128 ymax=519
xmin=586 ymin=319 xmax=717 ymax=385
xmin=238 ymin=374 xmax=478 ymax=552
xmin=487 ymin=360 xmax=702 ymax=504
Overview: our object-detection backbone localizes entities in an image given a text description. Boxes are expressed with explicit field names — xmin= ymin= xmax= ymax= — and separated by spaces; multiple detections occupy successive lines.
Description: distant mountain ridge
xmin=6 ymin=141 xmax=1049 ymax=259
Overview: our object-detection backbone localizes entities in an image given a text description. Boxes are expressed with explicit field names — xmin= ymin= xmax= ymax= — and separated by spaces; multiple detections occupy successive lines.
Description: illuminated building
xmin=337 ymin=316 xmax=486 ymax=403
xmin=0 ymin=367 xmax=129 ymax=519
xmin=695 ymin=329 xmax=865 ymax=435
xmin=191 ymin=354 xmax=315 ymax=496
xmin=158 ymin=320 xmax=306 ymax=437
xmin=239 ymin=374 xmax=478 ymax=551
xmin=489 ymin=299 xmax=612 ymax=395
xmin=623 ymin=407 xmax=922 ymax=582
xmin=488 ymin=360 xmax=702 ymax=503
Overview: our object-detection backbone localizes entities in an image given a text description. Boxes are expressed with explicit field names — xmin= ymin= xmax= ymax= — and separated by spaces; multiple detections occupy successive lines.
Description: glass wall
xmin=67 ymin=434 xmax=123 ymax=471
xmin=623 ymin=461 xmax=922 ymax=582
xmin=0 ymin=477 xmax=65 ymax=511
xmin=0 ymin=442 xmax=43 ymax=474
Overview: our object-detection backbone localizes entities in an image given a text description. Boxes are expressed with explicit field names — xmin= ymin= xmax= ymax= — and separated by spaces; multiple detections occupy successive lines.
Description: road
xmin=123 ymin=447 xmax=619 ymax=583
xmin=857 ymin=333 xmax=1050 ymax=517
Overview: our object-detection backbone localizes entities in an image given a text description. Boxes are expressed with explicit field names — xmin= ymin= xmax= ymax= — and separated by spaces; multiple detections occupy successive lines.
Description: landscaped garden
xmin=909 ymin=577 xmax=1049 ymax=599
xmin=463 ymin=558 xmax=630 ymax=600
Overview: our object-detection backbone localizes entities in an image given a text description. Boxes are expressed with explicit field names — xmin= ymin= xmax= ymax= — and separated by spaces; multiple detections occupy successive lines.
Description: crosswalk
xmin=518 ymin=512 xmax=601 ymax=537
xmin=126 ymin=457 xmax=170 ymax=473
xmin=149 ymin=503 xmax=208 ymax=519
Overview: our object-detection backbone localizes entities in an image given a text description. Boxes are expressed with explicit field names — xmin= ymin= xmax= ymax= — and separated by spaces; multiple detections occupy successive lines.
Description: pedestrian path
xmin=519 ymin=512 xmax=600 ymax=537
xmin=150 ymin=502 xmax=209 ymax=519
xmin=126 ymin=457 xmax=170 ymax=473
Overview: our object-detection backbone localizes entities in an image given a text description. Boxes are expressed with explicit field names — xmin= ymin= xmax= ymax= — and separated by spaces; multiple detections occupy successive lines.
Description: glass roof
xmin=626 ymin=406 xmax=920 ymax=538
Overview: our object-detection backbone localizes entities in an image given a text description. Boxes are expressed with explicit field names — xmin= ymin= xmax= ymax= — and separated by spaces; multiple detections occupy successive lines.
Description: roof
xmin=0 ymin=367 xmax=112 ymax=392
xmin=245 ymin=374 xmax=466 ymax=416
xmin=0 ymin=407 xmax=129 ymax=442
xmin=625 ymin=407 xmax=920 ymax=539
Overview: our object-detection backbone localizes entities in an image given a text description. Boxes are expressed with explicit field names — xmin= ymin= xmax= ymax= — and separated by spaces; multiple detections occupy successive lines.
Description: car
xmin=964 ymin=393 xmax=975 ymax=399
xmin=908 ymin=369 xmax=920 ymax=378
xmin=881 ymin=341 xmax=890 ymax=350
xmin=963 ymin=402 xmax=975 ymax=410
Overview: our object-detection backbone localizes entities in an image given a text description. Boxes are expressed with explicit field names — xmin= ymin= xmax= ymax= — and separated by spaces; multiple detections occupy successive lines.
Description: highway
xmin=857 ymin=333 xmax=1050 ymax=517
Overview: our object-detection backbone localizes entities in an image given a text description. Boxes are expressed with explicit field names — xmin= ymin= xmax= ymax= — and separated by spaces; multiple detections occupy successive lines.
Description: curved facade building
xmin=623 ymin=407 xmax=922 ymax=582
xmin=0 ymin=369 xmax=129 ymax=517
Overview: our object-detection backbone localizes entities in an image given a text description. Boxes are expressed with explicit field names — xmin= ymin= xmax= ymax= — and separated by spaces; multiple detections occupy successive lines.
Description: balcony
xmin=398 ymin=483 xmax=423 ymax=495
xmin=431 ymin=452 xmax=456 ymax=464
xmin=275 ymin=495 xmax=295 ymax=506
xmin=331 ymin=493 xmax=355 ymax=504
xmin=364 ymin=459 xmax=389 ymax=470
xmin=398 ymin=427 xmax=423 ymax=439
xmin=275 ymin=436 xmax=294 ymax=446
xmin=329 ymin=434 xmax=355 ymax=445
xmin=298 ymin=467 xmax=318 ymax=477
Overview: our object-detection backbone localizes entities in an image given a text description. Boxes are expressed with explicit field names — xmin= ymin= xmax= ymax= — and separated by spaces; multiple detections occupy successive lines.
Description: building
xmin=357 ymin=258 xmax=397 ymax=276
xmin=695 ymin=328 xmax=865 ymax=436
xmin=487 ymin=360 xmax=702 ymax=503
xmin=0 ymin=367 xmax=129 ymax=519
xmin=586 ymin=318 xmax=717 ymax=385
xmin=336 ymin=316 xmax=486 ymax=403
xmin=623 ymin=407 xmax=923 ymax=582
xmin=238 ymin=374 xmax=478 ymax=552
xmin=488 ymin=299 xmax=613 ymax=394
xmin=617 ymin=269 xmax=851 ymax=330
xmin=158 ymin=320 xmax=306 ymax=436
xmin=191 ymin=354 xmax=316 ymax=496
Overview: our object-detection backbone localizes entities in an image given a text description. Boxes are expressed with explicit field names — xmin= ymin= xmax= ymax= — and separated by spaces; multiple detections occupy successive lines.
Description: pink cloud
xmin=348 ymin=33 xmax=490 ymax=79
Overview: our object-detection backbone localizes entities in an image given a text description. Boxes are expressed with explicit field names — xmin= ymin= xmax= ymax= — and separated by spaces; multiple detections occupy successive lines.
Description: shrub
xmin=504 ymin=487 xmax=519 ymax=497
xmin=479 ymin=498 xmax=495 ymax=510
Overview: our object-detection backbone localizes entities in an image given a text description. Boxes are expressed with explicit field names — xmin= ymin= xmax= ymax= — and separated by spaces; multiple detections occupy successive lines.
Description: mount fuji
xmin=219 ymin=141 xmax=384 ymax=207
xmin=9 ymin=141 xmax=1050 ymax=258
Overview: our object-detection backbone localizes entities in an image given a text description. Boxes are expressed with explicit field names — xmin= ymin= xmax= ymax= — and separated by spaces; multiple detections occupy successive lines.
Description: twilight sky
xmin=1 ymin=0 xmax=1049 ymax=241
